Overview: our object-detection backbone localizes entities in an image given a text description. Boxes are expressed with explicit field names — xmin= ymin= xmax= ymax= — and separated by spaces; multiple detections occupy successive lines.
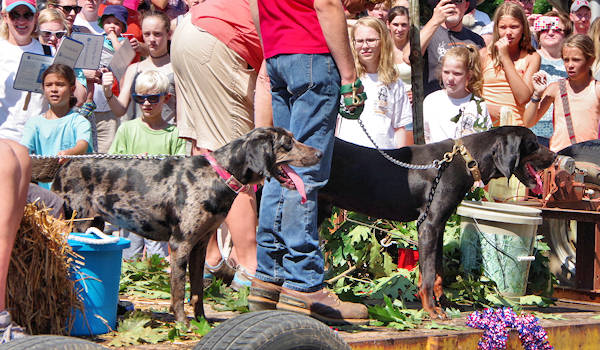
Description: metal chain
xmin=356 ymin=118 xmax=442 ymax=169
xmin=416 ymin=161 xmax=448 ymax=230
xmin=30 ymin=154 xmax=190 ymax=160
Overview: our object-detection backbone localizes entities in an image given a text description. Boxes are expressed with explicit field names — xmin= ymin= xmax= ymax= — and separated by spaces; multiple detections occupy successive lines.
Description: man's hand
xmin=432 ymin=0 xmax=459 ymax=26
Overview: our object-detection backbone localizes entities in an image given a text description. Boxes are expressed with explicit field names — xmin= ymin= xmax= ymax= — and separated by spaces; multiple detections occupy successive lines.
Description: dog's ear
xmin=246 ymin=137 xmax=275 ymax=176
xmin=492 ymin=134 xmax=521 ymax=179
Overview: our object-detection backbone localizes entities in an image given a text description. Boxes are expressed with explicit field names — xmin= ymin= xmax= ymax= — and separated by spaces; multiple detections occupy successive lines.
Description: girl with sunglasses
xmin=0 ymin=0 xmax=48 ymax=143
xmin=37 ymin=8 xmax=89 ymax=107
xmin=38 ymin=8 xmax=69 ymax=49
xmin=102 ymin=10 xmax=176 ymax=124
xmin=108 ymin=70 xmax=186 ymax=260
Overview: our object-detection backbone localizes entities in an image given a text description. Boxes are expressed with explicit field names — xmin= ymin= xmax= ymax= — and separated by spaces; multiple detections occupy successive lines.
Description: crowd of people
xmin=1 ymin=0 xmax=600 ymax=341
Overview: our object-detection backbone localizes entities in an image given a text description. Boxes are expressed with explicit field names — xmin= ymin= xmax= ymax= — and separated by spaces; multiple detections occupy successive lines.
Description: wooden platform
xmin=98 ymin=297 xmax=600 ymax=349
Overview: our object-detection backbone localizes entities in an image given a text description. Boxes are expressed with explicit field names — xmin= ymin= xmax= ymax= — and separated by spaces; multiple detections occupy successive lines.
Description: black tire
xmin=0 ymin=335 xmax=106 ymax=349
xmin=194 ymin=310 xmax=350 ymax=350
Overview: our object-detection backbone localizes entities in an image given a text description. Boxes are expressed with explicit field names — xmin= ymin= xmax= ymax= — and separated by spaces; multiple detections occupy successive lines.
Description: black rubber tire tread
xmin=0 ymin=335 xmax=107 ymax=349
xmin=194 ymin=310 xmax=350 ymax=350
xmin=558 ymin=140 xmax=600 ymax=165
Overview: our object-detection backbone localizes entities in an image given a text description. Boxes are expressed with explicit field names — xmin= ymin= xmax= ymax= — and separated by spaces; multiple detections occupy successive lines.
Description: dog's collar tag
xmin=454 ymin=139 xmax=482 ymax=182
xmin=203 ymin=153 xmax=249 ymax=194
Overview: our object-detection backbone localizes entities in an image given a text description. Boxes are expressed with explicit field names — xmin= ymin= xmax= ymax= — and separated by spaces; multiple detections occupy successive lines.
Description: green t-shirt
xmin=108 ymin=118 xmax=187 ymax=155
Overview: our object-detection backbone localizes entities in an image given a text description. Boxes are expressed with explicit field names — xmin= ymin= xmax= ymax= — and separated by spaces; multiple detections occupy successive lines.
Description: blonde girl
xmin=336 ymin=16 xmax=413 ymax=149
xmin=424 ymin=44 xmax=491 ymax=143
xmin=37 ymin=8 xmax=70 ymax=49
xmin=524 ymin=34 xmax=600 ymax=152
xmin=481 ymin=1 xmax=541 ymax=126
xmin=588 ymin=17 xmax=600 ymax=79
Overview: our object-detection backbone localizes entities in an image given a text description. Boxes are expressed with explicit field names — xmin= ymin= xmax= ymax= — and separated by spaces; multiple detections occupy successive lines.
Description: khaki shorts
xmin=95 ymin=110 xmax=119 ymax=153
xmin=171 ymin=15 xmax=256 ymax=151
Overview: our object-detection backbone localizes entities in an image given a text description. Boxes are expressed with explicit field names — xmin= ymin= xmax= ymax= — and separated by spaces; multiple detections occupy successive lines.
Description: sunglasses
xmin=8 ymin=10 xmax=34 ymax=21
xmin=56 ymin=4 xmax=82 ymax=14
xmin=540 ymin=28 xmax=565 ymax=35
xmin=132 ymin=93 xmax=166 ymax=104
xmin=40 ymin=30 xmax=67 ymax=39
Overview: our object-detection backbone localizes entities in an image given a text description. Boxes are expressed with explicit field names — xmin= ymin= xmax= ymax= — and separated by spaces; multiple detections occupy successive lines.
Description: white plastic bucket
xmin=457 ymin=201 xmax=542 ymax=296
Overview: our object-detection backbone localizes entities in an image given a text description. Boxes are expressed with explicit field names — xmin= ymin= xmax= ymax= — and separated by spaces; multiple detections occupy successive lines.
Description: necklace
xmin=150 ymin=52 xmax=169 ymax=59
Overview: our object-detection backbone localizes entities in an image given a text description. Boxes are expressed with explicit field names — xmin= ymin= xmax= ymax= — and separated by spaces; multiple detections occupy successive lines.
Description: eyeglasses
xmin=450 ymin=0 xmax=465 ymax=4
xmin=8 ymin=10 xmax=34 ymax=21
xmin=55 ymin=4 xmax=82 ymax=14
xmin=540 ymin=28 xmax=565 ymax=35
xmin=132 ymin=93 xmax=166 ymax=104
xmin=354 ymin=38 xmax=380 ymax=47
xmin=40 ymin=30 xmax=67 ymax=39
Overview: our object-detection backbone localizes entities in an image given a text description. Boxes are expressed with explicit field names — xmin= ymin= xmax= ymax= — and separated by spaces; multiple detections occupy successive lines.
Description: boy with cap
xmin=570 ymin=0 xmax=591 ymax=35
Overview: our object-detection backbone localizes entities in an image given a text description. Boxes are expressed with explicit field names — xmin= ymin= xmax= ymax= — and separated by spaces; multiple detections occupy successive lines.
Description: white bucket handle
xmin=68 ymin=227 xmax=119 ymax=245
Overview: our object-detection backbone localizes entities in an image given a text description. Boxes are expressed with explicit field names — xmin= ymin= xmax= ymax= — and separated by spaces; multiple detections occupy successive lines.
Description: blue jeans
xmin=255 ymin=54 xmax=340 ymax=293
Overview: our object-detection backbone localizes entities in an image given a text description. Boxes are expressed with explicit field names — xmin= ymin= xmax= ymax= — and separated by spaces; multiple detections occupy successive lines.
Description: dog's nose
xmin=315 ymin=150 xmax=323 ymax=159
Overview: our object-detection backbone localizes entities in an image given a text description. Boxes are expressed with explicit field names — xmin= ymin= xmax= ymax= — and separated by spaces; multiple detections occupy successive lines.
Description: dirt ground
xmin=84 ymin=295 xmax=600 ymax=349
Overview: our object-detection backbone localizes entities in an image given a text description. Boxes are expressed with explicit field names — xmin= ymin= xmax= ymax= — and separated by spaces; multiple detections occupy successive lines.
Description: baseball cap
xmin=571 ymin=0 xmax=590 ymax=13
xmin=98 ymin=5 xmax=128 ymax=32
xmin=3 ymin=0 xmax=37 ymax=13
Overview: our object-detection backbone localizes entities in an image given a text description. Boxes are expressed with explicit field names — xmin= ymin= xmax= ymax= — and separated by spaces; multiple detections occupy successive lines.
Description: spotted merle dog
xmin=52 ymin=127 xmax=322 ymax=323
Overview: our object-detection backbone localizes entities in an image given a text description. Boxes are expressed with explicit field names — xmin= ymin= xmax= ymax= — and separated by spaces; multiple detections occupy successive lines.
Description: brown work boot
xmin=276 ymin=287 xmax=369 ymax=325
xmin=248 ymin=278 xmax=282 ymax=311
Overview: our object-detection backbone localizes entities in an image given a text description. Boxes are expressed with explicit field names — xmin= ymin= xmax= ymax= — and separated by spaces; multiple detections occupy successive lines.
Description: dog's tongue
xmin=280 ymin=164 xmax=307 ymax=204
xmin=526 ymin=163 xmax=543 ymax=195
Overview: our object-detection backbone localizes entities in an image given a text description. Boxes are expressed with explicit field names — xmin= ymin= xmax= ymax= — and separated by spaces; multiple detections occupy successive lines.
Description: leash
xmin=30 ymin=154 xmax=189 ymax=160
xmin=416 ymin=161 xmax=448 ymax=230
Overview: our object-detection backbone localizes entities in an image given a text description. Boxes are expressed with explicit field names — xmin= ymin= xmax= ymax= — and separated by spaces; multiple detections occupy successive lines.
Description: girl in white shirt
xmin=336 ymin=16 xmax=413 ymax=149
xmin=424 ymin=44 xmax=492 ymax=144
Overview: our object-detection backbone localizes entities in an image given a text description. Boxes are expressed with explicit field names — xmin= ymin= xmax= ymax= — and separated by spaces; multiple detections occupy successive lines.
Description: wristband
xmin=530 ymin=96 xmax=541 ymax=103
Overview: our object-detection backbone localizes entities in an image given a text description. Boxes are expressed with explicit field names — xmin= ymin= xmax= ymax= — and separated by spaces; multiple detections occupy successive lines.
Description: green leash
xmin=339 ymin=78 xmax=367 ymax=120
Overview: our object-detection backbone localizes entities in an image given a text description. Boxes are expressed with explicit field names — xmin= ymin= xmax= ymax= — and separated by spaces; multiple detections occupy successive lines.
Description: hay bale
xmin=7 ymin=203 xmax=84 ymax=335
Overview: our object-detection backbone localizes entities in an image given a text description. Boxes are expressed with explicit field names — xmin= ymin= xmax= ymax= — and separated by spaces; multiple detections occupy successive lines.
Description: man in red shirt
xmin=248 ymin=0 xmax=381 ymax=325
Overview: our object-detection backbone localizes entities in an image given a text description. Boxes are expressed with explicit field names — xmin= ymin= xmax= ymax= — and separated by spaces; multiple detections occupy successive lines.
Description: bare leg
xmin=0 ymin=141 xmax=30 ymax=311
xmin=224 ymin=190 xmax=257 ymax=275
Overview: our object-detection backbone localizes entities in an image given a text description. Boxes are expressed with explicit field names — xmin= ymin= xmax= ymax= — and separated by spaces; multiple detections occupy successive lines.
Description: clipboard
xmin=108 ymin=39 xmax=135 ymax=82
xmin=13 ymin=53 xmax=54 ymax=93
xmin=53 ymin=37 xmax=84 ymax=67
xmin=71 ymin=32 xmax=104 ymax=70
xmin=13 ymin=38 xmax=84 ymax=93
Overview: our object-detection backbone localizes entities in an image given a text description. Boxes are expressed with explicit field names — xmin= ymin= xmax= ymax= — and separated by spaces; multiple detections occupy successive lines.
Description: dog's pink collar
xmin=203 ymin=153 xmax=249 ymax=194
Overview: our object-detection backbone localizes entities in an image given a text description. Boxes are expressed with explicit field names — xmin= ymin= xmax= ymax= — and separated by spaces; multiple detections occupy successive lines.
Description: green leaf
xmin=109 ymin=311 xmax=169 ymax=346
xmin=519 ymin=295 xmax=552 ymax=307
xmin=425 ymin=322 xmax=468 ymax=330
xmin=445 ymin=307 xmax=462 ymax=319
xmin=532 ymin=312 xmax=565 ymax=320
xmin=190 ymin=317 xmax=212 ymax=336
xmin=349 ymin=225 xmax=371 ymax=245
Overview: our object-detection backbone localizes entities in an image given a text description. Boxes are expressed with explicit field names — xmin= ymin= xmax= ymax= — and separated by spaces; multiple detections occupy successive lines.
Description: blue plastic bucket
xmin=67 ymin=232 xmax=130 ymax=336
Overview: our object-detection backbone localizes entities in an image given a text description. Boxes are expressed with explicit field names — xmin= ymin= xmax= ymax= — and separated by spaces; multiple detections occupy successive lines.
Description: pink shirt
xmin=192 ymin=0 xmax=263 ymax=70
xmin=550 ymin=79 xmax=600 ymax=152
xmin=258 ymin=0 xmax=329 ymax=58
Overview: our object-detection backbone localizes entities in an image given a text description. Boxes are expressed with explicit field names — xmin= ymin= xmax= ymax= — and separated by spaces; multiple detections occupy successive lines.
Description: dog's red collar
xmin=203 ymin=153 xmax=249 ymax=194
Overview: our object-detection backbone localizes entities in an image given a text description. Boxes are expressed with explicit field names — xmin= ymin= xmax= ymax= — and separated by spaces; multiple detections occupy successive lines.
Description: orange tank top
xmin=482 ymin=55 xmax=529 ymax=126
xmin=550 ymin=79 xmax=600 ymax=152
